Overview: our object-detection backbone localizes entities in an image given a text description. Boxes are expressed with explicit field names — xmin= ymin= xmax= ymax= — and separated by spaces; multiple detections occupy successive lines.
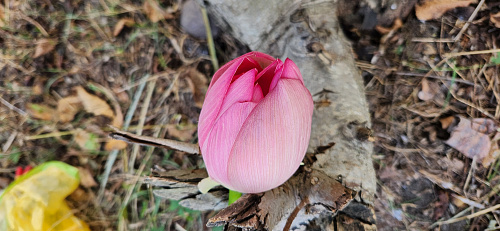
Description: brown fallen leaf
xmin=104 ymin=139 xmax=128 ymax=151
xmin=75 ymin=86 xmax=114 ymax=118
xmin=186 ymin=69 xmax=208 ymax=108
xmin=113 ymin=18 xmax=135 ymax=36
xmin=57 ymin=96 xmax=83 ymax=123
xmin=104 ymin=114 xmax=128 ymax=151
xmin=418 ymin=78 xmax=434 ymax=101
xmin=415 ymin=0 xmax=476 ymax=21
xmin=375 ymin=18 xmax=403 ymax=34
xmin=471 ymin=118 xmax=497 ymax=134
xmin=27 ymin=103 xmax=55 ymax=121
xmin=143 ymin=0 xmax=174 ymax=23
xmin=32 ymin=84 xmax=43 ymax=95
xmin=69 ymin=188 xmax=88 ymax=202
xmin=482 ymin=132 xmax=500 ymax=167
xmin=78 ymin=167 xmax=98 ymax=188
xmin=113 ymin=87 xmax=130 ymax=103
xmin=445 ymin=116 xmax=499 ymax=167
xmin=440 ymin=116 xmax=456 ymax=130
xmin=423 ymin=43 xmax=438 ymax=55
xmin=33 ymin=39 xmax=57 ymax=58
xmin=491 ymin=12 xmax=500 ymax=28
xmin=166 ymin=124 xmax=197 ymax=141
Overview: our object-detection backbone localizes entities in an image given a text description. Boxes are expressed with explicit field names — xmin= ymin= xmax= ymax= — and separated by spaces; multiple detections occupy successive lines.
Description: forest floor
xmin=1 ymin=0 xmax=499 ymax=230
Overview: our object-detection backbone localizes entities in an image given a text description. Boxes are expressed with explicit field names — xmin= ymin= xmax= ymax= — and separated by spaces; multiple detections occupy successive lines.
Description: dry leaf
xmin=415 ymin=0 xmax=476 ymax=21
xmin=491 ymin=12 xmax=500 ymax=28
xmin=27 ymin=103 xmax=55 ymax=121
xmin=104 ymin=139 xmax=128 ymax=151
xmin=375 ymin=18 xmax=403 ymax=34
xmin=104 ymin=92 xmax=127 ymax=151
xmin=33 ymin=39 xmax=57 ymax=58
xmin=74 ymin=129 xmax=99 ymax=150
xmin=113 ymin=18 xmax=135 ymax=36
xmin=143 ymin=0 xmax=174 ymax=23
xmin=437 ymin=156 xmax=464 ymax=174
xmin=418 ymin=78 xmax=434 ymax=101
xmin=57 ymin=96 xmax=83 ymax=123
xmin=75 ymin=86 xmax=114 ymax=118
xmin=113 ymin=87 xmax=130 ymax=103
xmin=186 ymin=69 xmax=208 ymax=108
xmin=471 ymin=118 xmax=497 ymax=134
xmin=69 ymin=188 xmax=88 ymax=201
xmin=77 ymin=167 xmax=98 ymax=188
xmin=32 ymin=84 xmax=43 ymax=95
xmin=482 ymin=133 xmax=500 ymax=167
xmin=166 ymin=124 xmax=196 ymax=141
xmin=439 ymin=116 xmax=455 ymax=129
xmin=445 ymin=116 xmax=499 ymax=167
xmin=423 ymin=43 xmax=437 ymax=55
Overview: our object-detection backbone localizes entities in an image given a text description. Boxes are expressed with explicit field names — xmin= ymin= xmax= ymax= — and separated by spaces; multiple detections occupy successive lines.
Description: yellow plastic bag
xmin=0 ymin=161 xmax=90 ymax=231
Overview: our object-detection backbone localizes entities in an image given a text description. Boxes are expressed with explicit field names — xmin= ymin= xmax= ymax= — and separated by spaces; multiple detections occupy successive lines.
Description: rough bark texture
xmin=145 ymin=0 xmax=377 ymax=230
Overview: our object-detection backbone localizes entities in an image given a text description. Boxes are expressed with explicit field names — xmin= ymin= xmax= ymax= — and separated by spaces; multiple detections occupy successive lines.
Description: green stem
xmin=228 ymin=190 xmax=242 ymax=205
xmin=200 ymin=7 xmax=219 ymax=70
xmin=443 ymin=71 xmax=456 ymax=109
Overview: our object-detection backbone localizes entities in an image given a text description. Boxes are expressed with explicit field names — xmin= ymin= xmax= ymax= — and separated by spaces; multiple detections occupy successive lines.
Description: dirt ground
xmin=1 ymin=0 xmax=499 ymax=230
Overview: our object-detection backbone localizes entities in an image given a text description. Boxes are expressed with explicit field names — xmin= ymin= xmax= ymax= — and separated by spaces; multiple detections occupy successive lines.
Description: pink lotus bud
xmin=198 ymin=52 xmax=313 ymax=193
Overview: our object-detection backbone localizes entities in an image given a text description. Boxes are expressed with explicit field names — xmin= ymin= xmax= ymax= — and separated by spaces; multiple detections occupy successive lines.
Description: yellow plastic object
xmin=0 ymin=161 xmax=90 ymax=231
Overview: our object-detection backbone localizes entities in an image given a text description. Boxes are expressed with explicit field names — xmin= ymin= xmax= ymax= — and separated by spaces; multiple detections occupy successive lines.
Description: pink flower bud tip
xmin=198 ymin=52 xmax=313 ymax=193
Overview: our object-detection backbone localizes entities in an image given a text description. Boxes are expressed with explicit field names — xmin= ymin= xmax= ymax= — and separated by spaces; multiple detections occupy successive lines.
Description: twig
xmin=25 ymin=131 xmax=75 ymax=140
xmin=129 ymin=78 xmax=157 ymax=172
xmin=201 ymin=7 xmax=219 ymax=70
xmin=443 ymin=49 xmax=500 ymax=58
xmin=18 ymin=12 xmax=49 ymax=37
xmin=98 ymin=80 xmax=147 ymax=203
xmin=283 ymin=196 xmax=309 ymax=231
xmin=2 ymin=131 xmax=17 ymax=153
xmin=449 ymin=90 xmax=496 ymax=120
xmin=411 ymin=37 xmax=454 ymax=43
xmin=396 ymin=72 xmax=474 ymax=85
xmin=0 ymin=96 xmax=28 ymax=117
xmin=156 ymin=73 xmax=180 ymax=108
xmin=435 ymin=204 xmax=500 ymax=225
xmin=454 ymin=0 xmax=485 ymax=42
xmin=429 ymin=207 xmax=473 ymax=229
xmin=463 ymin=155 xmax=477 ymax=194
xmin=117 ymin=71 xmax=173 ymax=93
xmin=419 ymin=169 xmax=461 ymax=194
xmin=480 ymin=183 xmax=500 ymax=201
xmin=109 ymin=126 xmax=200 ymax=154
xmin=451 ymin=194 xmax=484 ymax=209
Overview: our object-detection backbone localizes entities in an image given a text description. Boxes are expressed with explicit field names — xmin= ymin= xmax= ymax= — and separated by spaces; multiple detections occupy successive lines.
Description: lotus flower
xmin=198 ymin=51 xmax=313 ymax=193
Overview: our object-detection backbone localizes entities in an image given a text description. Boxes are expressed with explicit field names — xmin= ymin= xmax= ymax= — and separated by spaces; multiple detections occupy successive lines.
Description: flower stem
xmin=228 ymin=190 xmax=242 ymax=205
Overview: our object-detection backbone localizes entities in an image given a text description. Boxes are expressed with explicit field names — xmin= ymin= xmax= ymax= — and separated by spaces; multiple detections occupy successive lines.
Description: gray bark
xmin=145 ymin=0 xmax=377 ymax=230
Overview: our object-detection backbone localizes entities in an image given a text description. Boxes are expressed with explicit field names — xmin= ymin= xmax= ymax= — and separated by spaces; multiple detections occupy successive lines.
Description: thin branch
xmin=283 ymin=196 xmax=309 ymax=231
xmin=0 ymin=96 xmax=28 ymax=117
xmin=454 ymin=0 xmax=485 ymax=42
xmin=108 ymin=126 xmax=200 ymax=154
xmin=436 ymin=203 xmax=500 ymax=225
xmin=443 ymin=49 xmax=500 ymax=58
